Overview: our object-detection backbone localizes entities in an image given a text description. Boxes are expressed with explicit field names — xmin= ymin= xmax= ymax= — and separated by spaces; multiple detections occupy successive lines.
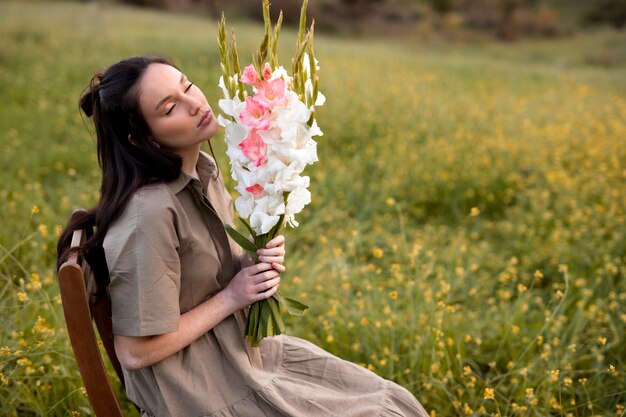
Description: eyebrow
xmin=154 ymin=73 xmax=186 ymax=111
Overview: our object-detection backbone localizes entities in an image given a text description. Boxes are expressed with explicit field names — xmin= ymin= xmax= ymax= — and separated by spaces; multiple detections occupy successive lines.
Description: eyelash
xmin=165 ymin=83 xmax=194 ymax=115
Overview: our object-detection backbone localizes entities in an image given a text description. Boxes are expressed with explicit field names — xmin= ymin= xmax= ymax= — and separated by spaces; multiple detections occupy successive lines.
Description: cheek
xmin=150 ymin=117 xmax=184 ymax=140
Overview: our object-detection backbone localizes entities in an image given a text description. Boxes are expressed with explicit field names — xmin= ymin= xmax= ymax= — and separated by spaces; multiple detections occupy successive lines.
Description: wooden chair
xmin=57 ymin=210 xmax=126 ymax=416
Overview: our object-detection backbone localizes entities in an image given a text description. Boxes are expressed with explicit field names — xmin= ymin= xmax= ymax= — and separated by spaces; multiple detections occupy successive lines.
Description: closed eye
xmin=165 ymin=83 xmax=194 ymax=115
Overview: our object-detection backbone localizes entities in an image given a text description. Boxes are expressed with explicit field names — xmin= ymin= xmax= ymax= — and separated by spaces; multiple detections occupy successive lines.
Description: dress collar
xmin=166 ymin=151 xmax=218 ymax=195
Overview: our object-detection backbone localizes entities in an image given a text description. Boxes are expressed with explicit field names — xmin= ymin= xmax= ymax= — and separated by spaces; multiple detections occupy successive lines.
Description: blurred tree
xmin=429 ymin=0 xmax=456 ymax=15
xmin=497 ymin=0 xmax=538 ymax=40
xmin=120 ymin=0 xmax=193 ymax=10
xmin=584 ymin=0 xmax=626 ymax=29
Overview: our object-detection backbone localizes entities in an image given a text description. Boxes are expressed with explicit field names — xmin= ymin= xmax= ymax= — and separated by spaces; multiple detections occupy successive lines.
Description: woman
xmin=57 ymin=56 xmax=428 ymax=417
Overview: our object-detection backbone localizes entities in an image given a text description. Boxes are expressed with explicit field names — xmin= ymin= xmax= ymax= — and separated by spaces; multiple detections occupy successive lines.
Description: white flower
xmin=302 ymin=53 xmax=321 ymax=77
xmin=270 ymin=139 xmax=317 ymax=167
xmin=218 ymin=96 xmax=245 ymax=119
xmin=235 ymin=194 xmax=255 ymax=218
xmin=314 ymin=90 xmax=326 ymax=107
xmin=231 ymin=163 xmax=253 ymax=185
xmin=265 ymin=171 xmax=309 ymax=194
xmin=270 ymin=66 xmax=290 ymax=83
xmin=309 ymin=119 xmax=324 ymax=137
xmin=219 ymin=58 xmax=324 ymax=236
xmin=218 ymin=76 xmax=230 ymax=100
xmin=223 ymin=120 xmax=250 ymax=147
xmin=248 ymin=194 xmax=286 ymax=234
xmin=285 ymin=186 xmax=311 ymax=227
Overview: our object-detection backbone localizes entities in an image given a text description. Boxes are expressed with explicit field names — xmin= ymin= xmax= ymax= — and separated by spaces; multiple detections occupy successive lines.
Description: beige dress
xmin=103 ymin=152 xmax=429 ymax=417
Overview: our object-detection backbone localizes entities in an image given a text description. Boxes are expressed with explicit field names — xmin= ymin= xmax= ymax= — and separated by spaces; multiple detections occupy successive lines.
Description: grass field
xmin=1 ymin=1 xmax=625 ymax=415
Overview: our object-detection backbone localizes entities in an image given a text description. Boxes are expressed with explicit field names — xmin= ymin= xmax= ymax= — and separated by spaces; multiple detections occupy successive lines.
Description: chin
xmin=204 ymin=122 xmax=220 ymax=139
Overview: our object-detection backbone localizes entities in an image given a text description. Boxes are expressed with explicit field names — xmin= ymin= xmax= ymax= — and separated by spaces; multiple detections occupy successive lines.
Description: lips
xmin=197 ymin=110 xmax=212 ymax=128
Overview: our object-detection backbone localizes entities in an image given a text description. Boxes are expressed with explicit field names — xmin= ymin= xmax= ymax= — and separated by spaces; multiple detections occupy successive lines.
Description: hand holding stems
xmin=114 ymin=236 xmax=288 ymax=370
xmin=258 ymin=234 xmax=285 ymax=273
xmin=223 ymin=235 xmax=286 ymax=311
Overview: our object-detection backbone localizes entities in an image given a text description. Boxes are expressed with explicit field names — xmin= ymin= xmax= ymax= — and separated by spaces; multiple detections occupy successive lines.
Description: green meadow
xmin=1 ymin=1 xmax=625 ymax=415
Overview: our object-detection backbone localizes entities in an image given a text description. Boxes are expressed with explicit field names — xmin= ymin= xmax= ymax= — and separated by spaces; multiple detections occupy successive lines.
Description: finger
xmin=257 ymin=250 xmax=285 ymax=262
xmin=255 ymin=276 xmax=281 ymax=292
xmin=258 ymin=255 xmax=284 ymax=264
xmin=258 ymin=246 xmax=285 ymax=255
xmin=248 ymin=262 xmax=275 ymax=274
xmin=272 ymin=262 xmax=286 ymax=273
xmin=265 ymin=235 xmax=285 ymax=249
xmin=253 ymin=269 xmax=280 ymax=284
xmin=257 ymin=282 xmax=280 ymax=300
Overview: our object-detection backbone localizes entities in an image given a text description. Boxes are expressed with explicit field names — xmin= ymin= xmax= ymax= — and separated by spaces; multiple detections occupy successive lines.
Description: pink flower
xmin=245 ymin=184 xmax=265 ymax=196
xmin=256 ymin=78 xmax=287 ymax=108
xmin=241 ymin=64 xmax=260 ymax=86
xmin=262 ymin=63 xmax=273 ymax=81
xmin=239 ymin=96 xmax=271 ymax=130
xmin=239 ymin=129 xmax=266 ymax=167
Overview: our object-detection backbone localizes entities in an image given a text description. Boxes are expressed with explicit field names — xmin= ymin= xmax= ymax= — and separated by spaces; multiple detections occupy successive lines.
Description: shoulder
xmin=130 ymin=183 xmax=177 ymax=216
xmin=107 ymin=183 xmax=178 ymax=237
xmin=104 ymin=184 xmax=180 ymax=262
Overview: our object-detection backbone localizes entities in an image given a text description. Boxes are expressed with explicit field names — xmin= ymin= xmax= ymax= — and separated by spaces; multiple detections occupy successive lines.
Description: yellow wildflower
xmin=609 ymin=364 xmax=617 ymax=375
xmin=550 ymin=369 xmax=560 ymax=383
xmin=484 ymin=387 xmax=495 ymax=400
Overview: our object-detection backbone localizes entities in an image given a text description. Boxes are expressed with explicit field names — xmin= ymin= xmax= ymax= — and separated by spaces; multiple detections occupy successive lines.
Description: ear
xmin=127 ymin=134 xmax=137 ymax=146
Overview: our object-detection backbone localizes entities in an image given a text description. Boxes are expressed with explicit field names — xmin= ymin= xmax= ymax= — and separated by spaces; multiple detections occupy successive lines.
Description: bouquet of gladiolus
xmin=216 ymin=0 xmax=325 ymax=346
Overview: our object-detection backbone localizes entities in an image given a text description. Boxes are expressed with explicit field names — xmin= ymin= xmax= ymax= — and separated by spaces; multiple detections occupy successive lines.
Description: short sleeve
xmin=104 ymin=186 xmax=181 ymax=337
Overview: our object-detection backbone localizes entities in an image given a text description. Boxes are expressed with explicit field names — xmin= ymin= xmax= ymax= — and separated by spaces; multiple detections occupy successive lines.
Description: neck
xmin=178 ymin=144 xmax=201 ymax=179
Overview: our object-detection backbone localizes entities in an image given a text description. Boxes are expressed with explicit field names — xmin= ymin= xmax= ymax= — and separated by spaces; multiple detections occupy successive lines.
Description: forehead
xmin=138 ymin=63 xmax=182 ymax=112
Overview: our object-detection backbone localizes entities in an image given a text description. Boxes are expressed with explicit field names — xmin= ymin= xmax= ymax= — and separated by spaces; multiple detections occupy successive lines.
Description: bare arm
xmin=114 ymin=261 xmax=281 ymax=371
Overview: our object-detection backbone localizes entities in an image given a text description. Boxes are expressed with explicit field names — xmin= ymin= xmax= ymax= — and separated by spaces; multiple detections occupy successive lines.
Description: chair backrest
xmin=57 ymin=210 xmax=125 ymax=416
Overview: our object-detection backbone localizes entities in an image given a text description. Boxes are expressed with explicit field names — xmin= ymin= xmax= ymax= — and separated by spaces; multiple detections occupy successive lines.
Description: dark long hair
xmin=56 ymin=56 xmax=183 ymax=270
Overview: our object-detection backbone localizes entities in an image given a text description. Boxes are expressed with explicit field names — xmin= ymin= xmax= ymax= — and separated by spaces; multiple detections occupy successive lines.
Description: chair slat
xmin=58 ymin=220 xmax=125 ymax=416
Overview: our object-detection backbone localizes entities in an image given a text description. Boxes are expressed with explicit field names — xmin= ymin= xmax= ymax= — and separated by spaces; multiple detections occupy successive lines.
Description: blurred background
xmin=0 ymin=0 xmax=625 ymax=415
xmin=117 ymin=0 xmax=626 ymax=40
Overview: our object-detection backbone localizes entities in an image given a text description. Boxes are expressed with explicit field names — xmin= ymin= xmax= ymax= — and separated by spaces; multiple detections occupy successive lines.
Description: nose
xmin=186 ymin=95 xmax=202 ymax=115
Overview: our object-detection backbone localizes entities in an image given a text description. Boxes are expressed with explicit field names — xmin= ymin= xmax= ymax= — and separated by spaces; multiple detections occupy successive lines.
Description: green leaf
xmin=258 ymin=300 xmax=271 ymax=342
xmin=230 ymin=30 xmax=245 ymax=101
xmin=268 ymin=214 xmax=284 ymax=240
xmin=224 ymin=223 xmax=258 ymax=254
xmin=280 ymin=293 xmax=308 ymax=316
xmin=297 ymin=0 xmax=309 ymax=48
xmin=238 ymin=218 xmax=261 ymax=248
xmin=245 ymin=302 xmax=260 ymax=342
xmin=267 ymin=295 xmax=285 ymax=333
xmin=271 ymin=11 xmax=283 ymax=68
